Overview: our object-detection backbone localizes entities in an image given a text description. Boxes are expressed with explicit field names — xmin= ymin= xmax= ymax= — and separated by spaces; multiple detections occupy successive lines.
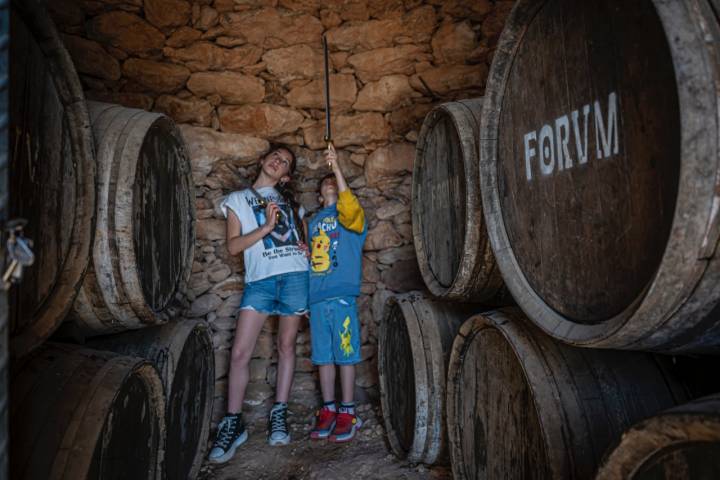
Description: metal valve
xmin=3 ymin=218 xmax=35 ymax=290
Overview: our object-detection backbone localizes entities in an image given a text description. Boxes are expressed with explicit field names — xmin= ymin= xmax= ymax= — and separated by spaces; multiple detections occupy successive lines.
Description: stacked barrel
xmin=5 ymin=1 xmax=212 ymax=479
xmin=379 ymin=0 xmax=720 ymax=478
xmin=0 ymin=2 xmax=8 ymax=478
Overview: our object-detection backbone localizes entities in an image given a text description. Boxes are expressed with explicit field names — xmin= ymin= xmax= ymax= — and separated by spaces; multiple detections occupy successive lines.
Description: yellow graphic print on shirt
xmin=311 ymin=228 xmax=331 ymax=272
xmin=340 ymin=316 xmax=354 ymax=357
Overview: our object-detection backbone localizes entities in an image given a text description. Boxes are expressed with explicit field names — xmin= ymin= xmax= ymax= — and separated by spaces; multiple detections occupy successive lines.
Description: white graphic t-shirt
xmin=220 ymin=187 xmax=308 ymax=283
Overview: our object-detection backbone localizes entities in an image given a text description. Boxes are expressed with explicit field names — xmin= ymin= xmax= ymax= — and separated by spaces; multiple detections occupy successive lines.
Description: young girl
xmin=209 ymin=145 xmax=308 ymax=464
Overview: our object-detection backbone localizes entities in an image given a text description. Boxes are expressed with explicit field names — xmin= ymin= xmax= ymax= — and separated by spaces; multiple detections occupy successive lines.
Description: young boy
xmin=307 ymin=145 xmax=367 ymax=443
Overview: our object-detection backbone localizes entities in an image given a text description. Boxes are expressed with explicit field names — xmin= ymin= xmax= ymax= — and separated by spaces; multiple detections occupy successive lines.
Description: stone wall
xmin=47 ymin=0 xmax=513 ymax=424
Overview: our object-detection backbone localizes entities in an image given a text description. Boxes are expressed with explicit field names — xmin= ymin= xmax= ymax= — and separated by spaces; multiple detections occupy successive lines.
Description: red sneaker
xmin=329 ymin=412 xmax=362 ymax=443
xmin=310 ymin=407 xmax=336 ymax=440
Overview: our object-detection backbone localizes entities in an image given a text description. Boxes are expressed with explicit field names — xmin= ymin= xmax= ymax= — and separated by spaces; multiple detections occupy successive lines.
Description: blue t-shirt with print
xmin=307 ymin=190 xmax=367 ymax=305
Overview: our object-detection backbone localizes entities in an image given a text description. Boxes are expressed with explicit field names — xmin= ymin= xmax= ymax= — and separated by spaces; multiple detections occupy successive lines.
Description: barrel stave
xmin=87 ymin=320 xmax=214 ymax=480
xmin=8 ymin=0 xmax=95 ymax=358
xmin=446 ymin=309 xmax=688 ymax=479
xmin=71 ymin=102 xmax=195 ymax=336
xmin=479 ymin=0 xmax=720 ymax=352
xmin=9 ymin=343 xmax=165 ymax=480
xmin=413 ymin=99 xmax=505 ymax=302
xmin=597 ymin=394 xmax=720 ymax=480
xmin=379 ymin=293 xmax=472 ymax=465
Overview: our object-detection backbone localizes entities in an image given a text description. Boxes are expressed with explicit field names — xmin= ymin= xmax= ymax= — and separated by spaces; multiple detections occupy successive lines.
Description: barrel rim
xmin=596 ymin=394 xmax=720 ymax=480
xmin=413 ymin=99 xmax=506 ymax=301
xmin=121 ymin=107 xmax=194 ymax=322
xmin=378 ymin=293 xmax=431 ymax=462
xmin=15 ymin=343 xmax=166 ymax=479
xmin=9 ymin=0 xmax=96 ymax=358
xmin=478 ymin=0 xmax=720 ymax=350
xmin=76 ymin=101 xmax=195 ymax=334
xmin=55 ymin=357 xmax=165 ymax=479
xmin=80 ymin=319 xmax=212 ymax=479
xmin=81 ymin=104 xmax=142 ymax=331
xmin=446 ymin=309 xmax=559 ymax=479
xmin=413 ymin=300 xmax=448 ymax=464
xmin=115 ymin=110 xmax=175 ymax=323
xmin=165 ymin=320 xmax=214 ymax=480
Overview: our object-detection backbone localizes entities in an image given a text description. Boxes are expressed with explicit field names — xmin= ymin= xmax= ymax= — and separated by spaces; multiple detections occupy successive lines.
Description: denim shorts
xmin=309 ymin=296 xmax=361 ymax=365
xmin=239 ymin=271 xmax=309 ymax=316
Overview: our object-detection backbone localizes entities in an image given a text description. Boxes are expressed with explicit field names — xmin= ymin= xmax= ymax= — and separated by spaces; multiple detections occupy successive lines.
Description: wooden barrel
xmin=0 ymin=1 xmax=9 ymax=476
xmin=413 ymin=99 xmax=505 ymax=301
xmin=446 ymin=308 xmax=689 ymax=480
xmin=87 ymin=320 xmax=214 ymax=480
xmin=378 ymin=292 xmax=473 ymax=465
xmin=597 ymin=393 xmax=720 ymax=480
xmin=479 ymin=0 xmax=720 ymax=352
xmin=8 ymin=0 xmax=95 ymax=357
xmin=71 ymin=101 xmax=195 ymax=335
xmin=9 ymin=343 xmax=165 ymax=480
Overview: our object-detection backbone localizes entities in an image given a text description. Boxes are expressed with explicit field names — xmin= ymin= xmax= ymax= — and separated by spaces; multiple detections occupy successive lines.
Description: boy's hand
xmin=297 ymin=241 xmax=311 ymax=259
xmin=324 ymin=144 xmax=339 ymax=172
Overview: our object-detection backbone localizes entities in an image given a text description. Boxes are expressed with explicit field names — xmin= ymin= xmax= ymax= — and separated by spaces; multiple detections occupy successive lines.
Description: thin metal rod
xmin=322 ymin=34 xmax=332 ymax=143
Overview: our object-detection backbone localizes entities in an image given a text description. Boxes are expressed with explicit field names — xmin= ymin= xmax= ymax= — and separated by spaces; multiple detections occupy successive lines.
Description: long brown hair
xmin=257 ymin=144 xmax=304 ymax=243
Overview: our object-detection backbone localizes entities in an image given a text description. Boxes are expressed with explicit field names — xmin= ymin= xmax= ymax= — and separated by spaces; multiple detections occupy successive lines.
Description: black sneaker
xmin=268 ymin=403 xmax=290 ymax=446
xmin=208 ymin=413 xmax=248 ymax=464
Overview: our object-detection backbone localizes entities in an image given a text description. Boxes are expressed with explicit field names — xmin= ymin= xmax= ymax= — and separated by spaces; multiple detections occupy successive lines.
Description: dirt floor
xmin=198 ymin=403 xmax=451 ymax=480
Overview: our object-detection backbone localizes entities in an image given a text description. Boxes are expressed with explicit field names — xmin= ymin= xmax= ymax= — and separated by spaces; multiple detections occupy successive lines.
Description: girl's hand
xmin=264 ymin=202 xmax=279 ymax=230
xmin=324 ymin=144 xmax=338 ymax=171
xmin=297 ymin=241 xmax=311 ymax=259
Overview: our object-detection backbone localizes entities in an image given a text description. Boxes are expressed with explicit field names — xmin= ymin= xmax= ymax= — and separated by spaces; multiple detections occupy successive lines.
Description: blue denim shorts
xmin=239 ymin=271 xmax=309 ymax=316
xmin=310 ymin=296 xmax=361 ymax=365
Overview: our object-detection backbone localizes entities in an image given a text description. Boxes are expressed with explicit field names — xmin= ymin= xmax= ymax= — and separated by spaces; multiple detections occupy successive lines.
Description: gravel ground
xmin=198 ymin=403 xmax=451 ymax=480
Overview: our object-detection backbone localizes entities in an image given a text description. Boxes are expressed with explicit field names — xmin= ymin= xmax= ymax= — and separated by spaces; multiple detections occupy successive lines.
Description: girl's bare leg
xmin=227 ymin=309 xmax=267 ymax=413
xmin=275 ymin=314 xmax=302 ymax=402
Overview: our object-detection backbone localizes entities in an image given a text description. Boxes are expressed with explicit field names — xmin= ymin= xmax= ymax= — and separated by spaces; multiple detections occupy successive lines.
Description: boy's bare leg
xmin=275 ymin=314 xmax=302 ymax=402
xmin=228 ymin=309 xmax=267 ymax=413
xmin=339 ymin=364 xmax=355 ymax=404
xmin=318 ymin=364 xmax=336 ymax=403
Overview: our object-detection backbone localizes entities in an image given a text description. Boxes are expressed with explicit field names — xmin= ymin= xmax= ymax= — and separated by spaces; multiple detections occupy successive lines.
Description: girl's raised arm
xmin=226 ymin=204 xmax=279 ymax=255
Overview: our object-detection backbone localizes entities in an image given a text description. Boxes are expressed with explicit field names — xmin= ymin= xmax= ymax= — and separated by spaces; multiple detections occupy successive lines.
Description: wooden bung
xmin=479 ymin=0 xmax=720 ymax=352
xmin=446 ymin=308 xmax=689 ymax=480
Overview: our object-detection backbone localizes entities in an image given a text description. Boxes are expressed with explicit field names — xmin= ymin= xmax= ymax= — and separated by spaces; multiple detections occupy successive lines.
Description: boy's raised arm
xmin=326 ymin=146 xmax=365 ymax=233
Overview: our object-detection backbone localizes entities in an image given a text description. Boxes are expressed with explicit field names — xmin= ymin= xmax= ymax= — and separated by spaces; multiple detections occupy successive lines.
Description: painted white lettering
xmin=539 ymin=124 xmax=555 ymax=176
xmin=572 ymin=104 xmax=591 ymax=165
xmin=524 ymin=131 xmax=537 ymax=181
xmin=555 ymin=114 xmax=571 ymax=170
xmin=594 ymin=91 xmax=619 ymax=159
xmin=521 ymin=92 xmax=619 ymax=183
